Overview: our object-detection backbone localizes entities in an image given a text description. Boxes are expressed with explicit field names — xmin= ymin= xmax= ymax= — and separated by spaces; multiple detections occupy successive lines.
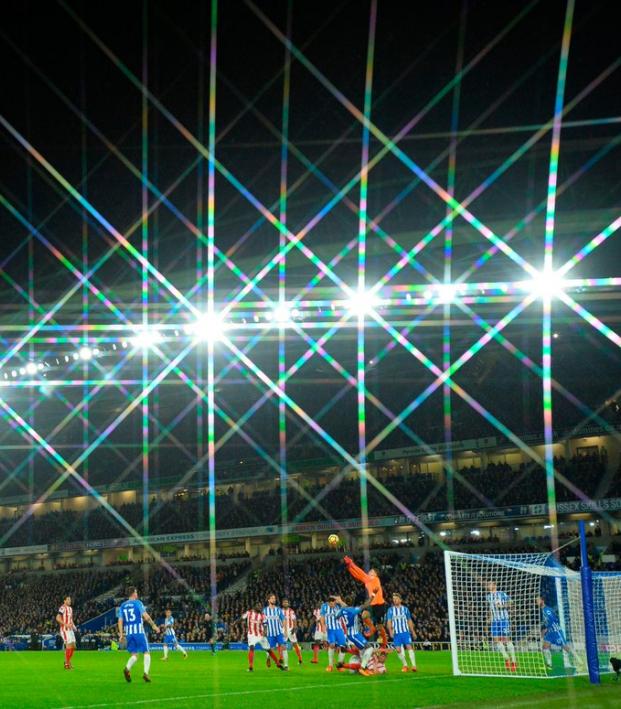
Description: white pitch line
xmin=53 ymin=674 xmax=453 ymax=709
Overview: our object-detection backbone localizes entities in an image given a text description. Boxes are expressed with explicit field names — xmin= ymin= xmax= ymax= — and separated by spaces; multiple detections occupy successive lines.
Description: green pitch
xmin=1 ymin=650 xmax=619 ymax=709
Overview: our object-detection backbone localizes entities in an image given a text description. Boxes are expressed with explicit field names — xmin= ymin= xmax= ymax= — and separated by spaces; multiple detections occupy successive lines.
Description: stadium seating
xmin=0 ymin=453 xmax=611 ymax=547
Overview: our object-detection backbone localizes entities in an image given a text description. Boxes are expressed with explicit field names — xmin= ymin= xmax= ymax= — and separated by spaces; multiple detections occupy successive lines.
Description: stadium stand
xmin=0 ymin=452 xmax=613 ymax=546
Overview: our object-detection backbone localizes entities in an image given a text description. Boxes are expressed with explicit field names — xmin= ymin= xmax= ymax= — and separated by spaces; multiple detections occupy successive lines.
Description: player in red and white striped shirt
xmin=311 ymin=604 xmax=326 ymax=663
xmin=56 ymin=595 xmax=77 ymax=670
xmin=282 ymin=599 xmax=303 ymax=666
xmin=242 ymin=604 xmax=283 ymax=673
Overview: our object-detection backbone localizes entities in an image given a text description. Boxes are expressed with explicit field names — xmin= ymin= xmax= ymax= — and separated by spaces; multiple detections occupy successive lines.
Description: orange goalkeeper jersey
xmin=344 ymin=557 xmax=385 ymax=605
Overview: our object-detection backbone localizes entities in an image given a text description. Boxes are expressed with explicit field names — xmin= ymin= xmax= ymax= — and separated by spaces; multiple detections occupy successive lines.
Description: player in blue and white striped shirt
xmin=386 ymin=593 xmax=417 ymax=672
xmin=263 ymin=594 xmax=288 ymax=670
xmin=333 ymin=595 xmax=375 ymax=676
xmin=320 ymin=596 xmax=346 ymax=672
xmin=536 ymin=596 xmax=582 ymax=669
xmin=117 ymin=587 xmax=159 ymax=683
xmin=161 ymin=609 xmax=188 ymax=661
xmin=486 ymin=581 xmax=516 ymax=671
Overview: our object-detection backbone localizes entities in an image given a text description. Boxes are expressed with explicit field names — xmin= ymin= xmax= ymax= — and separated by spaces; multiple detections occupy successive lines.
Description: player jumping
xmin=386 ymin=592 xmax=417 ymax=673
xmin=282 ymin=598 xmax=303 ymax=665
xmin=487 ymin=580 xmax=517 ymax=672
xmin=343 ymin=555 xmax=388 ymax=646
xmin=161 ymin=609 xmax=188 ymax=660
xmin=118 ymin=587 xmax=159 ymax=683
xmin=263 ymin=594 xmax=289 ymax=670
xmin=321 ymin=596 xmax=347 ymax=672
xmin=56 ymin=595 xmax=77 ymax=670
xmin=333 ymin=595 xmax=375 ymax=676
xmin=536 ymin=596 xmax=582 ymax=670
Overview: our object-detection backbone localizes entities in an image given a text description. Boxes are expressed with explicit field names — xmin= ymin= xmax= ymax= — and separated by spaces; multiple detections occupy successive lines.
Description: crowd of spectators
xmin=0 ymin=557 xmax=250 ymax=639
xmin=0 ymin=569 xmax=125 ymax=638
xmin=5 ymin=539 xmax=621 ymax=646
xmin=0 ymin=452 xmax=612 ymax=548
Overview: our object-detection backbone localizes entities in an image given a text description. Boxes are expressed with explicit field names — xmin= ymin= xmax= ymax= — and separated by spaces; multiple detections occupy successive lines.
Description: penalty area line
xmin=53 ymin=674 xmax=453 ymax=708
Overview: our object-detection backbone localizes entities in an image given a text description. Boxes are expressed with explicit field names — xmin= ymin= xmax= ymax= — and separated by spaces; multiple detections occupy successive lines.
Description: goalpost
xmin=444 ymin=528 xmax=621 ymax=680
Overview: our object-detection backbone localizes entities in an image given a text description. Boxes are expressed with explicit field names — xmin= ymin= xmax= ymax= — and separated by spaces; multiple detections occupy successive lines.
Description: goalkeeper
xmin=343 ymin=556 xmax=387 ymax=646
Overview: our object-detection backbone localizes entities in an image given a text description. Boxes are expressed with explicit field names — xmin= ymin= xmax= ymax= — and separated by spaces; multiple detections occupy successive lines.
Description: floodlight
xmin=184 ymin=312 xmax=227 ymax=343
xmin=523 ymin=269 xmax=566 ymax=298
xmin=78 ymin=347 xmax=93 ymax=361
xmin=269 ymin=303 xmax=300 ymax=326
xmin=345 ymin=289 xmax=381 ymax=317
xmin=424 ymin=283 xmax=460 ymax=305
xmin=25 ymin=362 xmax=38 ymax=375
xmin=129 ymin=328 xmax=163 ymax=349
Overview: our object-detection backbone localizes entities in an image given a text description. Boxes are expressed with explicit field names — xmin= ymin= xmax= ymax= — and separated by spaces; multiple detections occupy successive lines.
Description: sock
xmin=337 ymin=650 xmax=345 ymax=664
xmin=378 ymin=625 xmax=388 ymax=647
xmin=144 ymin=654 xmax=151 ymax=675
xmin=340 ymin=662 xmax=360 ymax=670
xmin=408 ymin=648 xmax=416 ymax=668
xmin=65 ymin=648 xmax=70 ymax=665
xmin=282 ymin=649 xmax=289 ymax=667
xmin=360 ymin=647 xmax=374 ymax=669
xmin=506 ymin=642 xmax=516 ymax=663
xmin=543 ymin=648 xmax=552 ymax=667
xmin=312 ymin=643 xmax=319 ymax=661
xmin=179 ymin=644 xmax=187 ymax=657
xmin=294 ymin=644 xmax=302 ymax=662
xmin=211 ymin=642 xmax=216 ymax=654
xmin=563 ymin=650 xmax=576 ymax=668
xmin=363 ymin=616 xmax=376 ymax=639
xmin=126 ymin=655 xmax=138 ymax=671
xmin=163 ymin=645 xmax=169 ymax=659
xmin=268 ymin=649 xmax=280 ymax=664
xmin=397 ymin=648 xmax=407 ymax=666
xmin=69 ymin=647 xmax=75 ymax=662
xmin=496 ymin=642 xmax=509 ymax=660
xmin=328 ymin=648 xmax=334 ymax=666
xmin=278 ymin=647 xmax=283 ymax=661
xmin=248 ymin=647 xmax=255 ymax=669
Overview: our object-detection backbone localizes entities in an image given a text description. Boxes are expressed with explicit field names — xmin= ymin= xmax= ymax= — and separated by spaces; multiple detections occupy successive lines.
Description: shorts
xmin=61 ymin=630 xmax=76 ymax=646
xmin=370 ymin=604 xmax=387 ymax=625
xmin=348 ymin=632 xmax=368 ymax=650
xmin=393 ymin=631 xmax=413 ymax=647
xmin=285 ymin=630 xmax=298 ymax=644
xmin=490 ymin=619 xmax=510 ymax=639
xmin=544 ymin=630 xmax=567 ymax=647
xmin=327 ymin=628 xmax=347 ymax=647
xmin=247 ymin=634 xmax=270 ymax=649
xmin=163 ymin=633 xmax=177 ymax=645
xmin=314 ymin=630 xmax=327 ymax=642
xmin=267 ymin=633 xmax=285 ymax=649
xmin=126 ymin=633 xmax=149 ymax=654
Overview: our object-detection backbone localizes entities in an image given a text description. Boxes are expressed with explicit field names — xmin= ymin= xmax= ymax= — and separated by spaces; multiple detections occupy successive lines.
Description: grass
xmin=1 ymin=649 xmax=620 ymax=709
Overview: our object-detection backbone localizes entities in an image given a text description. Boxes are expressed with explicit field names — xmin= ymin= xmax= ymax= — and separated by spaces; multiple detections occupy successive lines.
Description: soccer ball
xmin=328 ymin=533 xmax=340 ymax=547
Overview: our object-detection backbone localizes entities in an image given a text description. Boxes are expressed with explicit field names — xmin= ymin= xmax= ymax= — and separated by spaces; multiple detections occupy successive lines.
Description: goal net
xmin=444 ymin=550 xmax=621 ymax=679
